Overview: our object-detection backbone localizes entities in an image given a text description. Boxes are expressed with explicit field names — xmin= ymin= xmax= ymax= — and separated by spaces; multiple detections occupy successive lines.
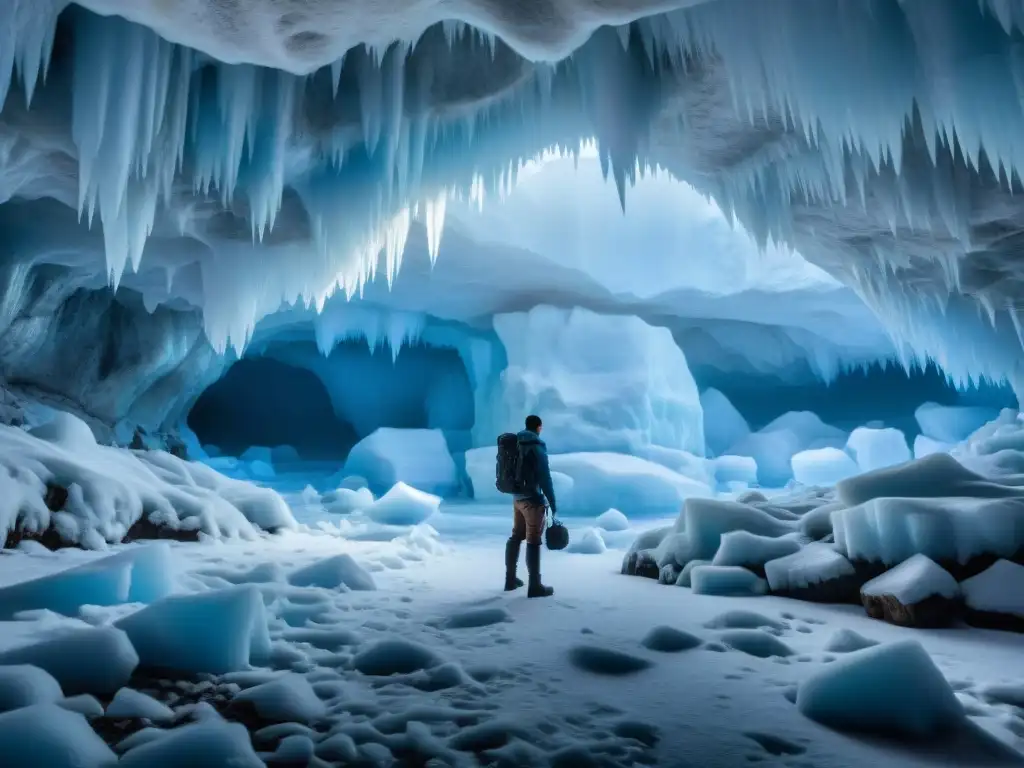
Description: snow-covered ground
xmin=2 ymin=498 xmax=1024 ymax=767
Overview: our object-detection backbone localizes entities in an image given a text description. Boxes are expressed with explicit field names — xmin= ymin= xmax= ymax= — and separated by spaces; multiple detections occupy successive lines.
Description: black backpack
xmin=495 ymin=433 xmax=538 ymax=494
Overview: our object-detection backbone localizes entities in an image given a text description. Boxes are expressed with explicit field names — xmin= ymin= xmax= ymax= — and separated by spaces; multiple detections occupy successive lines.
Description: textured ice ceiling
xmin=3 ymin=0 xmax=1024 ymax=391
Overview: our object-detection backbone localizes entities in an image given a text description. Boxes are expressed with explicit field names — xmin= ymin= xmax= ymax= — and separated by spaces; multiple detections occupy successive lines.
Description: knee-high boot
xmin=526 ymin=543 xmax=554 ymax=598
xmin=504 ymin=537 xmax=524 ymax=591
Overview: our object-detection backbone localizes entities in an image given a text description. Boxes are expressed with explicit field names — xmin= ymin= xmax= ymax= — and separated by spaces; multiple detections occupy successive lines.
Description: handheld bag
xmin=545 ymin=517 xmax=570 ymax=551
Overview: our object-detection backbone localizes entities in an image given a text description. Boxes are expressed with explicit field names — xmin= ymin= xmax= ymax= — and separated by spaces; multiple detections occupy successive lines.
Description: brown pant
xmin=512 ymin=499 xmax=546 ymax=545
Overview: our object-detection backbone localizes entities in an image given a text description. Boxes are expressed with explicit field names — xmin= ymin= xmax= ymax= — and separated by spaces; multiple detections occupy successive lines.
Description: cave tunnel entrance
xmin=187 ymin=339 xmax=476 ymax=461
xmin=187 ymin=356 xmax=358 ymax=461
xmin=694 ymin=361 xmax=1017 ymax=438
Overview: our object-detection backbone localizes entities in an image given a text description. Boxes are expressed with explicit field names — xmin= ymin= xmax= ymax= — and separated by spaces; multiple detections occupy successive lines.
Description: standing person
xmin=505 ymin=414 xmax=555 ymax=598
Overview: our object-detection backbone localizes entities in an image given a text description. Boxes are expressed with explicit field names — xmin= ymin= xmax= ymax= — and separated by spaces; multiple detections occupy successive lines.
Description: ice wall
xmin=492 ymin=306 xmax=704 ymax=455
xmin=3 ymin=0 xmax=1024 ymax=404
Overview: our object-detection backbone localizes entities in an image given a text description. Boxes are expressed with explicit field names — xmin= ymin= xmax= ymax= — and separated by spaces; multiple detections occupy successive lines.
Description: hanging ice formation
xmin=3 ymin=0 xmax=1024 ymax=382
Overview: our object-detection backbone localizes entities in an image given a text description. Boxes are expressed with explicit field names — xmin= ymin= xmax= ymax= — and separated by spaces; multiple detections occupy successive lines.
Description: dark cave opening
xmin=187 ymin=356 xmax=358 ymax=461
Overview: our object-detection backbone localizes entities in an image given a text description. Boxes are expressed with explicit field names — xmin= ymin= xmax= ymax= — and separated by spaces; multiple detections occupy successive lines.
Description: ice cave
xmin=5 ymin=0 xmax=1024 ymax=766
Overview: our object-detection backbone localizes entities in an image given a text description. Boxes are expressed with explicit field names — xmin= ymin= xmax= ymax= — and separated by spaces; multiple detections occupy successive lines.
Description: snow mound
xmin=58 ymin=695 xmax=104 ymax=718
xmin=916 ymin=403 xmax=998 ymax=445
xmin=548 ymin=452 xmax=712 ymax=518
xmin=0 ymin=417 xmax=296 ymax=548
xmin=0 ymin=665 xmax=63 ymax=714
xmin=701 ymin=388 xmax=750 ymax=457
xmin=567 ymin=528 xmax=606 ymax=555
xmin=343 ymin=428 xmax=458 ymax=496
xmin=727 ymin=411 xmax=846 ymax=486
xmin=961 ymin=560 xmax=1024 ymax=618
xmin=791 ymin=448 xmax=860 ymax=487
xmin=798 ymin=501 xmax=844 ymax=540
xmin=836 ymin=452 xmax=1020 ymax=507
xmin=233 ymin=674 xmax=326 ymax=724
xmin=118 ymin=721 xmax=264 ymax=768
xmin=690 ymin=566 xmax=768 ymax=597
xmin=439 ymin=607 xmax=511 ymax=630
xmin=717 ymin=630 xmax=793 ymax=658
xmin=0 ymin=627 xmax=137 ymax=695
xmin=116 ymin=586 xmax=271 ymax=674
xmin=711 ymin=455 xmax=758 ymax=488
xmin=640 ymin=626 xmax=703 ymax=652
xmin=846 ymin=427 xmax=911 ymax=473
xmin=596 ymin=509 xmax=630 ymax=531
xmin=0 ymin=543 xmax=176 ymax=620
xmin=796 ymin=640 xmax=964 ymax=737
xmin=106 ymin=687 xmax=174 ymax=723
xmin=352 ymin=639 xmax=443 ymax=676
xmin=288 ymin=554 xmax=376 ymax=591
xmin=764 ymin=543 xmax=855 ymax=593
xmin=823 ymin=629 xmax=879 ymax=654
xmin=712 ymin=531 xmax=802 ymax=568
xmin=0 ymin=703 xmax=116 ymax=767
xmin=861 ymin=554 xmax=959 ymax=605
xmin=365 ymin=482 xmax=440 ymax=526
xmin=833 ymin=495 xmax=1024 ymax=566
xmin=322 ymin=487 xmax=374 ymax=515
xmin=28 ymin=411 xmax=97 ymax=452
xmin=568 ymin=645 xmax=653 ymax=675
xmin=914 ymin=435 xmax=952 ymax=459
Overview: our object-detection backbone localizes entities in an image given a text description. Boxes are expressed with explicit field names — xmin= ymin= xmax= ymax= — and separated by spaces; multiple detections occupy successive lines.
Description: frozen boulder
xmin=823 ymin=628 xmax=879 ymax=654
xmin=961 ymin=560 xmax=1024 ymax=632
xmin=365 ymin=482 xmax=441 ymax=526
xmin=493 ymin=307 xmax=704 ymax=455
xmin=0 ymin=627 xmax=137 ymax=695
xmin=728 ymin=412 xmax=846 ymax=487
xmin=116 ymin=585 xmax=271 ymax=675
xmin=322 ymin=486 xmax=374 ymax=515
xmin=106 ymin=687 xmax=175 ymax=723
xmin=836 ymin=452 xmax=1021 ymax=507
xmin=549 ymin=452 xmax=712 ymax=518
xmin=0 ymin=666 xmax=63 ymax=714
xmin=28 ymin=412 xmax=97 ymax=452
xmin=701 ymin=388 xmax=750 ymax=457
xmin=913 ymin=435 xmax=952 ymax=459
xmin=764 ymin=543 xmax=858 ymax=603
xmin=674 ymin=498 xmax=795 ymax=562
xmin=343 ymin=428 xmax=459 ymax=497
xmin=674 ymin=559 xmax=710 ymax=588
xmin=689 ymin=565 xmax=768 ymax=597
xmin=799 ymin=501 xmax=844 ymax=540
xmin=711 ymin=531 xmax=802 ymax=572
xmin=915 ymin=403 xmax=998 ymax=445
xmin=288 ymin=554 xmax=376 ymax=591
xmin=232 ymin=674 xmax=326 ymax=724
xmin=845 ymin=427 xmax=911 ymax=473
xmin=596 ymin=509 xmax=629 ymax=532
xmin=712 ymin=455 xmax=758 ymax=487
xmin=832 ymin=494 xmax=1024 ymax=569
xmin=796 ymin=640 xmax=965 ymax=737
xmin=0 ymin=703 xmax=117 ymax=767
xmin=791 ymin=447 xmax=860 ymax=487
xmin=860 ymin=555 xmax=960 ymax=628
xmin=118 ymin=720 xmax=264 ymax=768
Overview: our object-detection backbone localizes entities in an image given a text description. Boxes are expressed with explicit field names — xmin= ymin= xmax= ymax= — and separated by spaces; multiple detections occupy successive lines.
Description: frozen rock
xmin=690 ymin=565 xmax=768 ymax=597
xmin=671 ymin=498 xmax=795 ymax=563
xmin=860 ymin=555 xmax=960 ymax=628
xmin=365 ymin=482 xmax=441 ymax=526
xmin=0 ymin=703 xmax=116 ymax=767
xmin=0 ymin=627 xmax=137 ymax=695
xmin=846 ymin=427 xmax=911 ymax=473
xmin=796 ymin=640 xmax=965 ymax=737
xmin=116 ymin=586 xmax=271 ymax=674
xmin=567 ymin=528 xmax=606 ymax=555
xmin=106 ymin=687 xmax=175 ymax=723
xmin=118 ymin=720 xmax=264 ymax=767
xmin=322 ymin=486 xmax=374 ymax=515
xmin=961 ymin=560 xmax=1024 ymax=632
xmin=0 ymin=665 xmax=63 ymax=714
xmin=791 ymin=447 xmax=860 ymax=487
xmin=712 ymin=455 xmax=758 ymax=487
xmin=717 ymin=630 xmax=793 ymax=658
xmin=915 ymin=403 xmax=998 ymax=445
xmin=764 ymin=543 xmax=857 ymax=603
xmin=913 ymin=435 xmax=952 ymax=459
xmin=232 ymin=674 xmax=327 ymax=724
xmin=711 ymin=531 xmax=802 ymax=572
xmin=342 ymin=428 xmax=458 ymax=497
xmin=823 ymin=628 xmax=879 ymax=654
xmin=674 ymin=559 xmax=710 ymax=588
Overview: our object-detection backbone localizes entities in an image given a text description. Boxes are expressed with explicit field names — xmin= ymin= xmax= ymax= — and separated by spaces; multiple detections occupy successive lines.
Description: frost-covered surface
xmin=860 ymin=555 xmax=959 ymax=606
xmin=961 ymin=561 xmax=1024 ymax=618
xmin=764 ymin=544 xmax=855 ymax=593
xmin=0 ymin=413 xmax=296 ymax=547
xmin=342 ymin=428 xmax=458 ymax=496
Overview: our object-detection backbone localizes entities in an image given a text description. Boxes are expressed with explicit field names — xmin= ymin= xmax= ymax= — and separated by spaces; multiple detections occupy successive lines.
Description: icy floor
xmin=3 ymin=503 xmax=1024 ymax=767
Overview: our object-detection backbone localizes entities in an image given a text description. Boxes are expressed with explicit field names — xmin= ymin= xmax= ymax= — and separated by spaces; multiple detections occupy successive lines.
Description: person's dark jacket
xmin=513 ymin=429 xmax=556 ymax=513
